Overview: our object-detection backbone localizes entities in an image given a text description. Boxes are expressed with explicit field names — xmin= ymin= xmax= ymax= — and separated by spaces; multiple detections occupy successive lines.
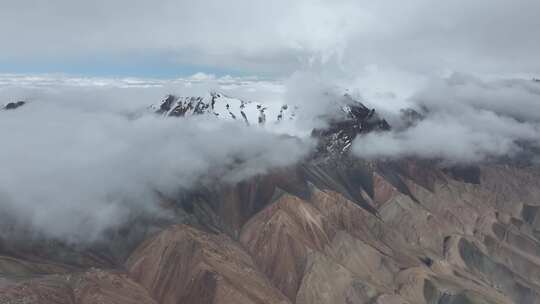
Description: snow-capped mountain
xmin=312 ymin=94 xmax=391 ymax=155
xmin=149 ymin=92 xmax=296 ymax=126
xmin=148 ymin=92 xmax=391 ymax=157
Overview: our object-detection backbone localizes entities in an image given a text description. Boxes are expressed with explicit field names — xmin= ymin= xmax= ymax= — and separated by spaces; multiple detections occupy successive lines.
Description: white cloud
xmin=2 ymin=0 xmax=539 ymax=75
xmin=353 ymin=74 xmax=540 ymax=163
xmin=0 ymin=77 xmax=312 ymax=242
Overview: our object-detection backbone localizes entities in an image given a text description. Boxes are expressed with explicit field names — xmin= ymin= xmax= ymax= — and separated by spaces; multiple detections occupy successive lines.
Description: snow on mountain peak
xmin=148 ymin=91 xmax=391 ymax=157
xmin=149 ymin=92 xmax=296 ymax=126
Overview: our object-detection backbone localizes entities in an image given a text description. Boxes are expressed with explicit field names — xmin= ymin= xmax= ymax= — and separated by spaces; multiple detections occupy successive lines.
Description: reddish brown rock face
xmin=240 ymin=194 xmax=335 ymax=299
xmin=2 ymin=160 xmax=540 ymax=304
xmin=372 ymin=172 xmax=402 ymax=207
xmin=126 ymin=224 xmax=290 ymax=304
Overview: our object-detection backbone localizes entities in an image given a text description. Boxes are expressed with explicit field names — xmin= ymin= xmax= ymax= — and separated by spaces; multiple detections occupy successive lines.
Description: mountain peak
xmin=2 ymin=101 xmax=26 ymax=111
xmin=313 ymin=95 xmax=391 ymax=156
xmin=149 ymin=92 xmax=295 ymax=126
xmin=150 ymin=92 xmax=391 ymax=157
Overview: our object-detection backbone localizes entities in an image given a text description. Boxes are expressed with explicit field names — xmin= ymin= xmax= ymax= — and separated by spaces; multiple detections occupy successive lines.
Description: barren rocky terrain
xmin=2 ymin=97 xmax=540 ymax=304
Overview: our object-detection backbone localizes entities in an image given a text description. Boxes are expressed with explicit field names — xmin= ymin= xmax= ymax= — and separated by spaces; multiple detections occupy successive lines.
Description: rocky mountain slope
xmin=2 ymin=94 xmax=540 ymax=304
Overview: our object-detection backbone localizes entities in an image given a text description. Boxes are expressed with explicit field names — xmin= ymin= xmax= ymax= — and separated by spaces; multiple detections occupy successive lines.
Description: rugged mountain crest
xmin=126 ymin=224 xmax=290 ymax=304
xmin=150 ymin=92 xmax=391 ymax=157
xmin=150 ymin=92 xmax=295 ymax=126
xmin=239 ymin=193 xmax=335 ymax=299
xmin=2 ymin=101 xmax=26 ymax=110
xmin=312 ymin=94 xmax=391 ymax=156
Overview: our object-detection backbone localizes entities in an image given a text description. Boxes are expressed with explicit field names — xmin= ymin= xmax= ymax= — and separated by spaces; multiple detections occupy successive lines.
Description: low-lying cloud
xmin=353 ymin=74 xmax=540 ymax=163
xmin=0 ymin=81 xmax=312 ymax=242
xmin=2 ymin=72 xmax=540 ymax=243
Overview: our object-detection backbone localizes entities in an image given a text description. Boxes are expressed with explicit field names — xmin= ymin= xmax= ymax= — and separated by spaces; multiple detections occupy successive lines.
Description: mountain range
xmin=1 ymin=93 xmax=540 ymax=304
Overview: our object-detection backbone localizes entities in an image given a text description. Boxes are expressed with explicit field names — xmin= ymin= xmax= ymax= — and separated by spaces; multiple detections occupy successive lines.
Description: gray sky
xmin=1 ymin=0 xmax=540 ymax=76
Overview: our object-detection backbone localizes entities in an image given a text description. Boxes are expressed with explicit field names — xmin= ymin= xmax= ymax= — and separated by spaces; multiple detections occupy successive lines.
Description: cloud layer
xmin=1 ymin=71 xmax=539 ymax=243
xmin=1 ymin=1 xmax=540 ymax=75
xmin=0 ymin=80 xmax=312 ymax=242
xmin=353 ymin=74 xmax=540 ymax=163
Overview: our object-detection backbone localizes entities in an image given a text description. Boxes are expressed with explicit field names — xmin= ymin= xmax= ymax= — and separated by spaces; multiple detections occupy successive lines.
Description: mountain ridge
xmin=1 ymin=92 xmax=540 ymax=304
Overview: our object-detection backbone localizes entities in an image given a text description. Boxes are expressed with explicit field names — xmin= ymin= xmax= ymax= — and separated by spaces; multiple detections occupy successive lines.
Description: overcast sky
xmin=1 ymin=0 xmax=540 ymax=77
